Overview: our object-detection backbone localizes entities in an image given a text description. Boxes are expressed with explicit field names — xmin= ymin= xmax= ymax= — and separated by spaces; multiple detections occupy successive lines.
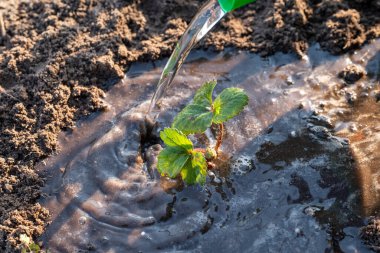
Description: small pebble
xmin=208 ymin=171 xmax=215 ymax=177
xmin=304 ymin=206 xmax=322 ymax=216
xmin=376 ymin=92 xmax=380 ymax=102
xmin=363 ymin=129 xmax=372 ymax=136
xmin=286 ymin=76 xmax=294 ymax=86
xmin=213 ymin=177 xmax=222 ymax=184
xmin=79 ymin=216 xmax=87 ymax=225
xmin=336 ymin=110 xmax=345 ymax=116
xmin=346 ymin=91 xmax=357 ymax=105
xmin=338 ymin=64 xmax=366 ymax=84
xmin=360 ymin=92 xmax=369 ymax=98
xmin=4 ymin=183 xmax=13 ymax=193
xmin=349 ymin=124 xmax=358 ymax=132
xmin=101 ymin=236 xmax=109 ymax=244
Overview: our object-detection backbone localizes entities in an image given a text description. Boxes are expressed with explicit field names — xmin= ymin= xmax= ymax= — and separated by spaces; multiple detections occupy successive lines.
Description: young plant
xmin=157 ymin=81 xmax=248 ymax=185
xmin=157 ymin=128 xmax=207 ymax=185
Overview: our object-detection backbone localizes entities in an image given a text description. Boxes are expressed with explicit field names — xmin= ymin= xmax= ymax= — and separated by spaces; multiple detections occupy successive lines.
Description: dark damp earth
xmin=37 ymin=40 xmax=379 ymax=252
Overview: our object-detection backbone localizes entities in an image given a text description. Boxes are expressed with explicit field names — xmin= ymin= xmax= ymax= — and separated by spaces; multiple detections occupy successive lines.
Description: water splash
xmin=147 ymin=0 xmax=226 ymax=114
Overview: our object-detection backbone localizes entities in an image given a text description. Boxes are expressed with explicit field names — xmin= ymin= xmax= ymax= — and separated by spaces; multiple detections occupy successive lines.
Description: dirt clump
xmin=0 ymin=0 xmax=379 ymax=251
xmin=339 ymin=64 xmax=367 ymax=84
xmin=207 ymin=0 xmax=379 ymax=56
xmin=317 ymin=9 xmax=366 ymax=54
xmin=361 ymin=217 xmax=380 ymax=251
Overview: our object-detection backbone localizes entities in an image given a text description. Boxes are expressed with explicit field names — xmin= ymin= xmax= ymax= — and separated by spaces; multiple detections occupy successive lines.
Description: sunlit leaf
xmin=172 ymin=104 xmax=213 ymax=135
xmin=157 ymin=147 xmax=190 ymax=177
xmin=172 ymin=81 xmax=217 ymax=134
xmin=180 ymin=151 xmax=207 ymax=185
xmin=29 ymin=243 xmax=41 ymax=252
xmin=191 ymin=151 xmax=207 ymax=185
xmin=179 ymin=159 xmax=194 ymax=185
xmin=160 ymin=128 xmax=193 ymax=151
xmin=193 ymin=80 xmax=216 ymax=107
xmin=212 ymin=87 xmax=248 ymax=124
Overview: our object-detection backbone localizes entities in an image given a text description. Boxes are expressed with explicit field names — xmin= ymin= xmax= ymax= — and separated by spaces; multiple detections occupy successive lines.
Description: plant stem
xmin=214 ymin=123 xmax=224 ymax=154
xmin=193 ymin=148 xmax=206 ymax=154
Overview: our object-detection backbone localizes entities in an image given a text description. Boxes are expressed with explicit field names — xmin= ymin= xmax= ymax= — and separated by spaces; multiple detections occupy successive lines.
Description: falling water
xmin=147 ymin=0 xmax=226 ymax=114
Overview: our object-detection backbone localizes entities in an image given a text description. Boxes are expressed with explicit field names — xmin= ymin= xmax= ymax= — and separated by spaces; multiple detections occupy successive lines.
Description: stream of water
xmin=148 ymin=0 xmax=226 ymax=114
xmin=38 ymin=41 xmax=379 ymax=252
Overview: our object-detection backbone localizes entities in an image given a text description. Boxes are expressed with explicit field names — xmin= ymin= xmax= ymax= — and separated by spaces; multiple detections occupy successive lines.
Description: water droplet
xmin=286 ymin=76 xmax=294 ymax=86
xmin=101 ymin=236 xmax=109 ymax=244
xmin=213 ymin=177 xmax=222 ymax=184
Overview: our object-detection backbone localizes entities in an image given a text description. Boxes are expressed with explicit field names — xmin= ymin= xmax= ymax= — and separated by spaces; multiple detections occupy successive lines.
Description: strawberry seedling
xmin=157 ymin=80 xmax=248 ymax=185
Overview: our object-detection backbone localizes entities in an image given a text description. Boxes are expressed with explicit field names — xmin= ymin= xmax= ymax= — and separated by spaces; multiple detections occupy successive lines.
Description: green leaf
xmin=172 ymin=81 xmax=216 ymax=134
xmin=29 ymin=243 xmax=40 ymax=252
xmin=160 ymin=128 xmax=193 ymax=151
xmin=193 ymin=81 xmax=216 ymax=107
xmin=179 ymin=159 xmax=193 ymax=184
xmin=180 ymin=151 xmax=207 ymax=185
xmin=157 ymin=147 xmax=190 ymax=177
xmin=172 ymin=104 xmax=213 ymax=135
xmin=212 ymin=87 xmax=249 ymax=124
xmin=172 ymin=81 xmax=248 ymax=134
xmin=192 ymin=151 xmax=207 ymax=185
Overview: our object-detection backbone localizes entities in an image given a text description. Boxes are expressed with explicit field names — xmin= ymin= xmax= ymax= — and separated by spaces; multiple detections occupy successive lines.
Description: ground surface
xmin=0 ymin=0 xmax=379 ymax=251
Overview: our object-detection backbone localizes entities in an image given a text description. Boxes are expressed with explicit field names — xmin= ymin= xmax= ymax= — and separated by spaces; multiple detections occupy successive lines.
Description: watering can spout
xmin=218 ymin=0 xmax=256 ymax=12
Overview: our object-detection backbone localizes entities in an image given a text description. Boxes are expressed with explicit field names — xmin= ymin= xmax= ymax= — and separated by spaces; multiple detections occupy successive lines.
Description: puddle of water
xmin=38 ymin=40 xmax=379 ymax=252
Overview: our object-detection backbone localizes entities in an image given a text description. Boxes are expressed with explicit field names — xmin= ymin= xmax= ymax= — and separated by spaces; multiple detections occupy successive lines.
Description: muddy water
xmin=38 ymin=41 xmax=379 ymax=252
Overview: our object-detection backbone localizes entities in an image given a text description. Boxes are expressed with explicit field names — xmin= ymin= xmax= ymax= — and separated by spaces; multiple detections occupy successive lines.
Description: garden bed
xmin=0 ymin=0 xmax=379 ymax=251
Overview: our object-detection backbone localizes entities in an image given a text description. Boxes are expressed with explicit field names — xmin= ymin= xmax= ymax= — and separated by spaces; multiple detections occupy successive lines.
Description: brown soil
xmin=339 ymin=64 xmax=366 ymax=84
xmin=0 ymin=0 xmax=378 ymax=252
xmin=361 ymin=217 xmax=380 ymax=251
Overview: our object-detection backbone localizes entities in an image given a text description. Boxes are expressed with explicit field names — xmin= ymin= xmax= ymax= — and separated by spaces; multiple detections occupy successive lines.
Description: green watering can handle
xmin=218 ymin=0 xmax=256 ymax=12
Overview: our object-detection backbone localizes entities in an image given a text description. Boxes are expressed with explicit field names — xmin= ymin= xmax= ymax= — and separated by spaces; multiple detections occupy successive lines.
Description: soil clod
xmin=339 ymin=64 xmax=366 ymax=84
xmin=361 ymin=217 xmax=380 ymax=251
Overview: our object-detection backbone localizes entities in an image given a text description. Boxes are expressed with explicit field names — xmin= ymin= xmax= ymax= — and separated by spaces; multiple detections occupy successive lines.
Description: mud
xmin=38 ymin=40 xmax=380 ymax=252
xmin=0 ymin=0 xmax=379 ymax=251
xmin=339 ymin=64 xmax=367 ymax=84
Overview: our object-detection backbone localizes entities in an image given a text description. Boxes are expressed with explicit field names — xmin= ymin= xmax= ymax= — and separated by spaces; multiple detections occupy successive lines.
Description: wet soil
xmin=339 ymin=64 xmax=367 ymax=84
xmin=0 ymin=0 xmax=379 ymax=251
xmin=38 ymin=40 xmax=379 ymax=252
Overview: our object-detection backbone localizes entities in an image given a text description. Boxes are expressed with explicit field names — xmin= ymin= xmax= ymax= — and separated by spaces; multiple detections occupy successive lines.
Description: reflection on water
xmin=38 ymin=40 xmax=379 ymax=252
